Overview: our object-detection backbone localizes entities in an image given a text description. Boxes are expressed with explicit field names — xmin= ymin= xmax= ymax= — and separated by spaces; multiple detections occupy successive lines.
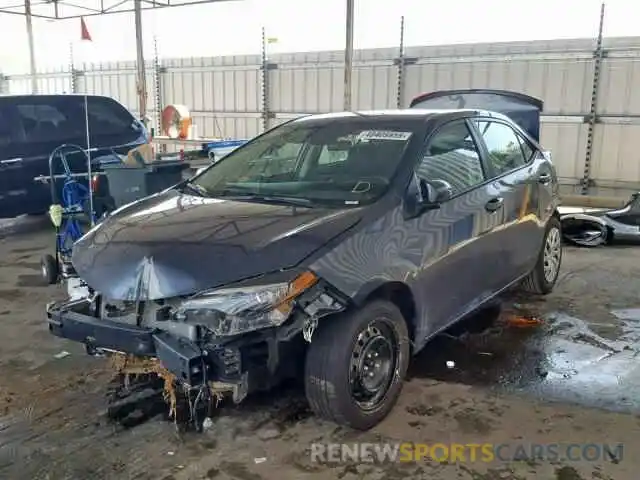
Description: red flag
xmin=80 ymin=17 xmax=92 ymax=41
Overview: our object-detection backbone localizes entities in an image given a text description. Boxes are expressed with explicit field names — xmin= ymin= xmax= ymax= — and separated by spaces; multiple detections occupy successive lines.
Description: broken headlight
xmin=173 ymin=271 xmax=318 ymax=337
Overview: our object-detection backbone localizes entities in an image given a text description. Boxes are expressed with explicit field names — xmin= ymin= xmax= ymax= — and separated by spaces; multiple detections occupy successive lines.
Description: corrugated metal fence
xmin=2 ymin=36 xmax=640 ymax=197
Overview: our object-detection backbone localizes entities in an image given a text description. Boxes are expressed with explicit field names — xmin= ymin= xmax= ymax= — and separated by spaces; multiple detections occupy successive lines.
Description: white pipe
xmin=25 ymin=0 xmax=37 ymax=93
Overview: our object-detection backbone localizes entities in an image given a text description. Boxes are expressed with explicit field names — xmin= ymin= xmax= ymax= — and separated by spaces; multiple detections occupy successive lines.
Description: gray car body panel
xmin=310 ymin=107 xmax=558 ymax=352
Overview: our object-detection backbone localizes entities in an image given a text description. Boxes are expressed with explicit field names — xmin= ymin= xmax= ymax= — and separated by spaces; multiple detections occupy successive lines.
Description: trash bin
xmin=101 ymin=160 xmax=188 ymax=208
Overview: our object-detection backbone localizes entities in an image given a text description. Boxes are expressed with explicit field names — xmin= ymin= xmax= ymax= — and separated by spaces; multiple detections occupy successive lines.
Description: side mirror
xmin=404 ymin=176 xmax=453 ymax=219
xmin=420 ymin=178 xmax=453 ymax=205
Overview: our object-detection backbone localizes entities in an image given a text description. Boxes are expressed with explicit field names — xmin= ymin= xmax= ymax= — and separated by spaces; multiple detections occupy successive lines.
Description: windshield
xmin=190 ymin=119 xmax=417 ymax=206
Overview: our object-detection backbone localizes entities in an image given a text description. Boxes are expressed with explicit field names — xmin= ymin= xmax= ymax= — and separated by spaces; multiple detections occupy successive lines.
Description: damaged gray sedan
xmin=47 ymin=90 xmax=562 ymax=431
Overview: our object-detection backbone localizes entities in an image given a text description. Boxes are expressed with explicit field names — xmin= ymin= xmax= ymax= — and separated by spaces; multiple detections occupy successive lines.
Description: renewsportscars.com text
xmin=310 ymin=442 xmax=624 ymax=464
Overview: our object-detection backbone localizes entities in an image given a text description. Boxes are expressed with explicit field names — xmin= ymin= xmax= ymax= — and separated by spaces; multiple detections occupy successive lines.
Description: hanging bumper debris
xmin=560 ymin=192 xmax=640 ymax=247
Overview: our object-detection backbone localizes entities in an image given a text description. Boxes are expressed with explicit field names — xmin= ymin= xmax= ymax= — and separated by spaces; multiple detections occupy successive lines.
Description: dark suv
xmin=0 ymin=94 xmax=148 ymax=218
xmin=47 ymin=90 xmax=561 ymax=431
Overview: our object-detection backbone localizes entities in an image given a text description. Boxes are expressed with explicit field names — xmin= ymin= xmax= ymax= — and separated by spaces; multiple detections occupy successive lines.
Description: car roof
xmin=291 ymin=108 xmax=512 ymax=124
xmin=0 ymin=93 xmax=110 ymax=100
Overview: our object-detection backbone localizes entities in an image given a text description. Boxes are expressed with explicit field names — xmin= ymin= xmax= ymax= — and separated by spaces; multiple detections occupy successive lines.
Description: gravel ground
xmin=0 ymin=220 xmax=638 ymax=480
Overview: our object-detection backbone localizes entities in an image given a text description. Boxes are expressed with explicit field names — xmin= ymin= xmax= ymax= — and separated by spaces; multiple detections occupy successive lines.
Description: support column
xmin=25 ymin=0 xmax=38 ymax=94
xmin=260 ymin=28 xmax=277 ymax=132
xmin=134 ymin=0 xmax=148 ymax=124
xmin=343 ymin=0 xmax=354 ymax=111
xmin=395 ymin=16 xmax=406 ymax=109
xmin=581 ymin=2 xmax=606 ymax=195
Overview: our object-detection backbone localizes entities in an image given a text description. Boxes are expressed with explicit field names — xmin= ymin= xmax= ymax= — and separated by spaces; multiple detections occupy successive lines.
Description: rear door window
xmin=85 ymin=96 xmax=141 ymax=136
xmin=17 ymin=102 xmax=81 ymax=144
xmin=474 ymin=121 xmax=532 ymax=176
xmin=10 ymin=95 xmax=141 ymax=151
xmin=0 ymin=95 xmax=144 ymax=171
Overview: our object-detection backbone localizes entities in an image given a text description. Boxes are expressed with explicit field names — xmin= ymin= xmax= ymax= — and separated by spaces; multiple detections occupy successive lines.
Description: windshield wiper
xmin=177 ymin=180 xmax=209 ymax=197
xmin=221 ymin=193 xmax=314 ymax=207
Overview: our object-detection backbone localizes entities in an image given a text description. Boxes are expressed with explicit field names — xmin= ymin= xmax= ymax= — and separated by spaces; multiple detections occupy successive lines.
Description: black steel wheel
xmin=349 ymin=321 xmax=396 ymax=410
xmin=305 ymin=300 xmax=410 ymax=430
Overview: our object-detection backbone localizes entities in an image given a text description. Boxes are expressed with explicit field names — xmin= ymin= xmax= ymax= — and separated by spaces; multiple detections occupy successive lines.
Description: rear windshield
xmin=0 ymin=95 xmax=143 ymax=157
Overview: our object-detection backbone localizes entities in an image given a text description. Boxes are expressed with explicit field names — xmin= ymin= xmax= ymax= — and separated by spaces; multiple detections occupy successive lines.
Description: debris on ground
xmin=504 ymin=314 xmax=544 ymax=328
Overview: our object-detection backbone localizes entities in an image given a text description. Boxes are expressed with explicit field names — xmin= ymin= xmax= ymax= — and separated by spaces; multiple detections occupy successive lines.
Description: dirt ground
xmin=0 ymin=218 xmax=639 ymax=480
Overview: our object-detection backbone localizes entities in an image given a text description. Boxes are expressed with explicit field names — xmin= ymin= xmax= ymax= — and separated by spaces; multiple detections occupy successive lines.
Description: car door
xmin=0 ymin=100 xmax=34 ymax=218
xmin=471 ymin=118 xmax=545 ymax=280
xmin=409 ymin=118 xmax=508 ymax=333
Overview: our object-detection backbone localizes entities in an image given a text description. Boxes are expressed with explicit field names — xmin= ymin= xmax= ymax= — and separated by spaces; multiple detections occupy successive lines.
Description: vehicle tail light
xmin=90 ymin=174 xmax=100 ymax=193
xmin=179 ymin=149 xmax=185 ymax=162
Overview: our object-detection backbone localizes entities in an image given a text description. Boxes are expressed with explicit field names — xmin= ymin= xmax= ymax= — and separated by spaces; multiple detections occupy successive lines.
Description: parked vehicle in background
xmin=47 ymin=90 xmax=562 ymax=431
xmin=0 ymin=94 xmax=148 ymax=219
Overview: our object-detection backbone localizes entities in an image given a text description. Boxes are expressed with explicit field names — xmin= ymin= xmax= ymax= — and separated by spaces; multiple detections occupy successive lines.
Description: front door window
xmin=416 ymin=120 xmax=486 ymax=196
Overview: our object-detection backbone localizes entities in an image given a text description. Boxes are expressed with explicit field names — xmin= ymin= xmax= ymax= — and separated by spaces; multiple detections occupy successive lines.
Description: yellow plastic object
xmin=49 ymin=204 xmax=63 ymax=228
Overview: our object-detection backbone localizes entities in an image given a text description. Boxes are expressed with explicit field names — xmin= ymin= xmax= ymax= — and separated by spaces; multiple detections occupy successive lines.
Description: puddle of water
xmin=410 ymin=304 xmax=640 ymax=414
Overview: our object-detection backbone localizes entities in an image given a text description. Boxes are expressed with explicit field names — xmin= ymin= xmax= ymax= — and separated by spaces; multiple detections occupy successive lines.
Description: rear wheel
xmin=520 ymin=216 xmax=562 ymax=294
xmin=304 ymin=300 xmax=410 ymax=430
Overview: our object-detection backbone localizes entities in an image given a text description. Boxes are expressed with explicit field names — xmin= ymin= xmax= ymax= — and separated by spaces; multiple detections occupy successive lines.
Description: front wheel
xmin=304 ymin=300 xmax=410 ymax=430
xmin=520 ymin=216 xmax=562 ymax=294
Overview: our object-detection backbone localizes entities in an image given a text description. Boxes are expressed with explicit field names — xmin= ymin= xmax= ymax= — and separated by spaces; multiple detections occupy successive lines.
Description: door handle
xmin=538 ymin=173 xmax=551 ymax=185
xmin=485 ymin=197 xmax=504 ymax=213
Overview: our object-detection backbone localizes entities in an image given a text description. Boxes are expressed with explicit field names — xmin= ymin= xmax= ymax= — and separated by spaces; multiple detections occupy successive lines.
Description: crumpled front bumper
xmin=46 ymin=300 xmax=243 ymax=390
xmin=48 ymin=302 xmax=156 ymax=356
xmin=46 ymin=280 xmax=348 ymax=401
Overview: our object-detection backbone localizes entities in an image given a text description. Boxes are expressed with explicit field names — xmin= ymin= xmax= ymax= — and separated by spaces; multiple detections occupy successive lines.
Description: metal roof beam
xmin=54 ymin=1 xmax=104 ymax=14
xmin=0 ymin=0 xmax=238 ymax=19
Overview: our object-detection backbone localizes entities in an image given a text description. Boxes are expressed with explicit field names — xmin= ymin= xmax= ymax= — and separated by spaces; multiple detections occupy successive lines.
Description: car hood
xmin=72 ymin=189 xmax=363 ymax=300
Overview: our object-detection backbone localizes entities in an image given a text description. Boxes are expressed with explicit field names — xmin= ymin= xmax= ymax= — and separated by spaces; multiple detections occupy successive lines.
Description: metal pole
xmin=343 ymin=0 xmax=354 ymax=111
xmin=581 ymin=2 xmax=606 ymax=195
xmin=260 ymin=27 xmax=269 ymax=132
xmin=395 ymin=16 xmax=405 ymax=109
xmin=134 ymin=0 xmax=147 ymax=124
xmin=153 ymin=36 xmax=167 ymax=152
xmin=25 ymin=0 xmax=38 ymax=94
xmin=153 ymin=36 xmax=162 ymax=137
xmin=69 ymin=43 xmax=76 ymax=93
xmin=84 ymin=94 xmax=94 ymax=226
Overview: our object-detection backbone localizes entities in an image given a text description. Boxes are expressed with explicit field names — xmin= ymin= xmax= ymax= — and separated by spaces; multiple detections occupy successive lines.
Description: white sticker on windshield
xmin=357 ymin=130 xmax=413 ymax=141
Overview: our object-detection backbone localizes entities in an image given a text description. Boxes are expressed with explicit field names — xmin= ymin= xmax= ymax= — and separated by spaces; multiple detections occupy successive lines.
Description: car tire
xmin=304 ymin=299 xmax=410 ymax=430
xmin=41 ymin=254 xmax=59 ymax=285
xmin=520 ymin=216 xmax=562 ymax=294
